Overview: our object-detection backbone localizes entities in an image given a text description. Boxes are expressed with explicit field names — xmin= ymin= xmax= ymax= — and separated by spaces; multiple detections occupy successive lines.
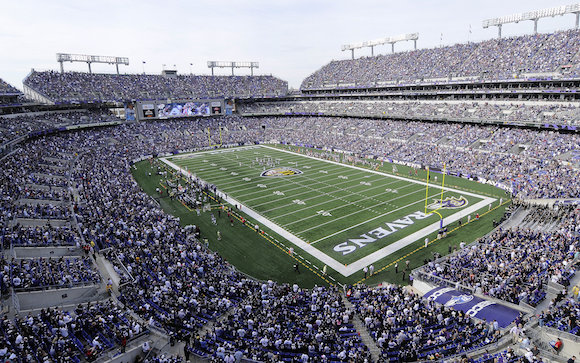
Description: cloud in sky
xmin=0 ymin=0 xmax=574 ymax=90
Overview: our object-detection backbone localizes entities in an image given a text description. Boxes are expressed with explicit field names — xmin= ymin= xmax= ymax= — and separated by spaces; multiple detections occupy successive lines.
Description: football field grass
xmin=158 ymin=144 xmax=506 ymax=284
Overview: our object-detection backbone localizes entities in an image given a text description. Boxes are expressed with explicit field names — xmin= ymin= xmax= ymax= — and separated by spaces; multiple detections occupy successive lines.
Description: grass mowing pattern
xmin=154 ymin=145 xmax=509 ymax=285
xmin=131 ymin=160 xmax=327 ymax=288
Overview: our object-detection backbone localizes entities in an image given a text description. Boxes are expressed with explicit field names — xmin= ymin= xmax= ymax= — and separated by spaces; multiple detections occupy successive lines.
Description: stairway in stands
xmin=341 ymin=295 xmax=382 ymax=362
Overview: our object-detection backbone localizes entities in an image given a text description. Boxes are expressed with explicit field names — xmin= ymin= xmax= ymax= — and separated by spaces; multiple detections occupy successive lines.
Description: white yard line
xmin=257 ymin=171 xmax=402 ymax=211
xmin=260 ymin=145 xmax=488 ymax=198
xmin=192 ymin=152 xmax=354 ymax=195
xmin=343 ymin=198 xmax=494 ymax=275
xmin=245 ymin=172 xmax=369 ymax=205
xmin=186 ymin=155 xmax=335 ymax=182
xmin=307 ymin=186 xmax=447 ymax=243
xmin=235 ymin=168 xmax=356 ymax=200
xmin=288 ymin=183 xmax=424 ymax=228
xmin=255 ymin=177 xmax=405 ymax=218
xmin=161 ymin=146 xmax=497 ymax=277
xmin=264 ymin=178 xmax=404 ymax=215
xmin=167 ymin=145 xmax=260 ymax=159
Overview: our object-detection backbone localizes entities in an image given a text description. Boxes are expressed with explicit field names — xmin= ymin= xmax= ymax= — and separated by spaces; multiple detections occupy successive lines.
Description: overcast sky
xmin=0 ymin=0 xmax=576 ymax=90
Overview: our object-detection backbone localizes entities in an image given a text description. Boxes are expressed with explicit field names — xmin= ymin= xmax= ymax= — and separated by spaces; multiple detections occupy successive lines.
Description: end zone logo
xmin=427 ymin=196 xmax=468 ymax=210
xmin=261 ymin=167 xmax=303 ymax=177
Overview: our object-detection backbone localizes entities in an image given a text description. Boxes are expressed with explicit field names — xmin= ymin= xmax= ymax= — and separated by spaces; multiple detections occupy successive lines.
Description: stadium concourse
xmin=0 ymin=29 xmax=579 ymax=363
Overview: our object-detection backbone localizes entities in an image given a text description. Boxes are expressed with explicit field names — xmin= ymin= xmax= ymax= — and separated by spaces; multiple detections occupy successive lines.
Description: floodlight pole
xmin=56 ymin=53 xmax=129 ymax=74
xmin=208 ymin=61 xmax=259 ymax=76
xmin=342 ymin=33 xmax=418 ymax=58
xmin=484 ymin=4 xmax=580 ymax=37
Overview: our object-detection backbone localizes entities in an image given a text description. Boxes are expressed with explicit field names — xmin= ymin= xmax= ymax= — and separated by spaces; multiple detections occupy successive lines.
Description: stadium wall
xmin=17 ymin=285 xmax=98 ymax=311
xmin=23 ymin=83 xmax=55 ymax=105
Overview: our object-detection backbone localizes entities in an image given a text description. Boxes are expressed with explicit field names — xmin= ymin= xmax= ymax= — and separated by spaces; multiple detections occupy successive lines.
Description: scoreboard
xmin=135 ymin=99 xmax=226 ymax=121
xmin=210 ymin=101 xmax=222 ymax=114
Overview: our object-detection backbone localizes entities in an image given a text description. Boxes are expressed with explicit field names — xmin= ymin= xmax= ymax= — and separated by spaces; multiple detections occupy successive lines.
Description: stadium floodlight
xmin=483 ymin=3 xmax=580 ymax=38
xmin=341 ymin=33 xmax=419 ymax=59
xmin=56 ymin=53 xmax=129 ymax=74
xmin=207 ymin=61 xmax=260 ymax=76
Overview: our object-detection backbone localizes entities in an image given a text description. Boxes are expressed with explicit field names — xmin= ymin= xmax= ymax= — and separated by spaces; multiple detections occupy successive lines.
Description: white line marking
xmin=160 ymin=146 xmax=496 ymax=277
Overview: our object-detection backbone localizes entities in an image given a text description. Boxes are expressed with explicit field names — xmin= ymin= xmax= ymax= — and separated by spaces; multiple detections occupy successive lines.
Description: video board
xmin=157 ymin=101 xmax=211 ymax=118
xmin=141 ymin=103 xmax=155 ymax=118
xmin=135 ymin=99 xmax=225 ymax=121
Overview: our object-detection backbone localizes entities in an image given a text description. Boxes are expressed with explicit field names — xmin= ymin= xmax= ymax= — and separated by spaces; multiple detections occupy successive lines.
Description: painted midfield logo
xmin=261 ymin=167 xmax=303 ymax=177
xmin=427 ymin=196 xmax=468 ymax=210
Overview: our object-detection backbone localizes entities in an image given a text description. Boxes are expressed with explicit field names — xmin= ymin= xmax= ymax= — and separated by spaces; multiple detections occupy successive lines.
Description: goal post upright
xmin=439 ymin=163 xmax=446 ymax=207
xmin=424 ymin=166 xmax=431 ymax=215
xmin=424 ymin=164 xmax=445 ymax=227
xmin=207 ymin=127 xmax=224 ymax=148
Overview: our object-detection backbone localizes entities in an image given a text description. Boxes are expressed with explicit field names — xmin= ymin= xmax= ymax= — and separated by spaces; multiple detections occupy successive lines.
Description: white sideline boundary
xmin=160 ymin=145 xmax=496 ymax=277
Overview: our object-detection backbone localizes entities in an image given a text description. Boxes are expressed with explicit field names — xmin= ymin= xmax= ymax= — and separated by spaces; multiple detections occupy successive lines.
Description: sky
xmin=0 ymin=0 xmax=577 ymax=90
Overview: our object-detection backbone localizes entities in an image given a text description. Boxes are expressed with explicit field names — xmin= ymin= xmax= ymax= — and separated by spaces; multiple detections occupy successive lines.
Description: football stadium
xmin=1 ymin=1 xmax=580 ymax=362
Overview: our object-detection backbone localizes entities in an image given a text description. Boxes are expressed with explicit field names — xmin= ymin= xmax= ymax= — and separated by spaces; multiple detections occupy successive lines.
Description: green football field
xmin=161 ymin=145 xmax=499 ymax=280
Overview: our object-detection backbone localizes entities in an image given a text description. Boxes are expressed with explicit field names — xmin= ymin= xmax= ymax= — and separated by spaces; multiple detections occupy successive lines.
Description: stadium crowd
xmin=0 ymin=256 xmax=101 ymax=291
xmin=247 ymin=115 xmax=579 ymax=199
xmin=0 ymin=79 xmax=20 ymax=95
xmin=0 ymin=300 xmax=147 ymax=362
xmin=0 ymin=111 xmax=577 ymax=361
xmin=239 ymin=100 xmax=580 ymax=126
xmin=2 ymin=224 xmax=78 ymax=247
xmin=348 ymin=284 xmax=502 ymax=360
xmin=539 ymin=295 xmax=580 ymax=335
xmin=24 ymin=71 xmax=288 ymax=104
xmin=2 ymin=18 xmax=580 ymax=363
xmin=301 ymin=29 xmax=580 ymax=89
xmin=419 ymin=204 xmax=580 ymax=306
xmin=0 ymin=110 xmax=118 ymax=147
xmin=193 ymin=283 xmax=371 ymax=362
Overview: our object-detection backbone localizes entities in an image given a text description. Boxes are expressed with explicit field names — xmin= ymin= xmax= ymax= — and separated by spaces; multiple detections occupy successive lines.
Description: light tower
xmin=483 ymin=3 xmax=580 ymax=38
xmin=56 ymin=53 xmax=129 ymax=74
xmin=341 ymin=33 xmax=419 ymax=60
xmin=207 ymin=61 xmax=260 ymax=76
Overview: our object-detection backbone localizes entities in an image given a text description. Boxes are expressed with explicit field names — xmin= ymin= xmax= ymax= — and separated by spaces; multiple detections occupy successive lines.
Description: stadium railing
xmin=543 ymin=326 xmax=580 ymax=344
xmin=11 ymin=287 xmax=20 ymax=313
